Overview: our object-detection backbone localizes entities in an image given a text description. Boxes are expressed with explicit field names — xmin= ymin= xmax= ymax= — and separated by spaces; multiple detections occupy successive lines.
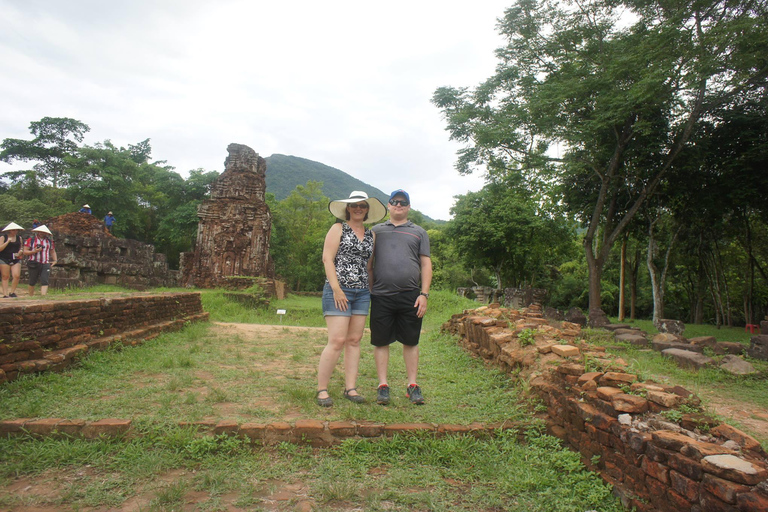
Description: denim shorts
xmin=322 ymin=283 xmax=371 ymax=316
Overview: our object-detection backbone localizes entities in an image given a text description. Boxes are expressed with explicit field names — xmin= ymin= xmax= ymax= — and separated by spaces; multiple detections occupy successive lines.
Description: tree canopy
xmin=434 ymin=0 xmax=768 ymax=314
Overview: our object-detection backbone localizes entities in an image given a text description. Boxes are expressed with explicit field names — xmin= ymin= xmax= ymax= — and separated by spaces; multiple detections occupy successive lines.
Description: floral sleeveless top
xmin=331 ymin=222 xmax=374 ymax=289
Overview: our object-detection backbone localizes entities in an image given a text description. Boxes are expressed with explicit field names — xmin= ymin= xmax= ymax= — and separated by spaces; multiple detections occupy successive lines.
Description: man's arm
xmin=414 ymin=255 xmax=432 ymax=318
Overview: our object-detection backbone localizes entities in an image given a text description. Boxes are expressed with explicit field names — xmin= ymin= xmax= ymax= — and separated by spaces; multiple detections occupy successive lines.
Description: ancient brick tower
xmin=180 ymin=143 xmax=274 ymax=287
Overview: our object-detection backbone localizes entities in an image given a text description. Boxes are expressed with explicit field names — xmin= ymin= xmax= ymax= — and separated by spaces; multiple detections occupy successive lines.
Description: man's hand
xmin=414 ymin=294 xmax=428 ymax=318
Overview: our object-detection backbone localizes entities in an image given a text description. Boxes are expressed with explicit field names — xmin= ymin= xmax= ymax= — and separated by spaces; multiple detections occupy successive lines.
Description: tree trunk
xmin=619 ymin=238 xmax=626 ymax=321
xmin=630 ymin=249 xmax=639 ymax=320
xmin=585 ymin=243 xmax=603 ymax=312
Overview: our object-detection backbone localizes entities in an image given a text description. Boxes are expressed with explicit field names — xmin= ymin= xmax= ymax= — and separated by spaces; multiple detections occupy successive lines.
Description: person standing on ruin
xmin=0 ymin=222 xmax=25 ymax=298
xmin=23 ymin=225 xmax=58 ymax=296
xmin=104 ymin=211 xmax=116 ymax=233
xmin=369 ymin=189 xmax=432 ymax=405
xmin=316 ymin=191 xmax=386 ymax=407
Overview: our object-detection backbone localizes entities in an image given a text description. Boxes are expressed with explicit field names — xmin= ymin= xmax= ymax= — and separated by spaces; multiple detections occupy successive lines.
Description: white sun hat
xmin=2 ymin=222 xmax=23 ymax=231
xmin=32 ymin=225 xmax=53 ymax=235
xmin=328 ymin=191 xmax=386 ymax=224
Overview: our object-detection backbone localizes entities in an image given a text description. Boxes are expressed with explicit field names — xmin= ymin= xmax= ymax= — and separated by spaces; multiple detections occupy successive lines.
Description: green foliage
xmin=1 ymin=117 xmax=90 ymax=188
xmin=518 ymin=328 xmax=536 ymax=347
xmin=434 ymin=0 xmax=768 ymax=313
xmin=448 ymin=179 xmax=575 ymax=289
xmin=270 ymin=180 xmax=331 ymax=291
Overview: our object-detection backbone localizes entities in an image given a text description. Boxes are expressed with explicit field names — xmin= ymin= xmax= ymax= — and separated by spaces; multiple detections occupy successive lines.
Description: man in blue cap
xmin=369 ymin=189 xmax=432 ymax=405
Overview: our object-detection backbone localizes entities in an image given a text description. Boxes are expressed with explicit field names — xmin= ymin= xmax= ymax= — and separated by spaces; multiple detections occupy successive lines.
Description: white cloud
xmin=0 ymin=0 xmax=509 ymax=219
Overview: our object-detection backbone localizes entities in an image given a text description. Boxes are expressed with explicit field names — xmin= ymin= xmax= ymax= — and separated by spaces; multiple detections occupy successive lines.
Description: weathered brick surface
xmin=442 ymin=305 xmax=768 ymax=512
xmin=81 ymin=419 xmax=131 ymax=439
xmin=0 ymin=293 xmax=207 ymax=384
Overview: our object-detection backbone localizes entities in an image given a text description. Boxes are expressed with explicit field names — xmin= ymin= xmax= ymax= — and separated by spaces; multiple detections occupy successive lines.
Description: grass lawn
xmin=0 ymin=288 xmax=624 ymax=512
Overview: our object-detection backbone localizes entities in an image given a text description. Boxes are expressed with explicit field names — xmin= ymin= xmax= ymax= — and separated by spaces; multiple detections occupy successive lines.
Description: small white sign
xmin=276 ymin=309 xmax=286 ymax=315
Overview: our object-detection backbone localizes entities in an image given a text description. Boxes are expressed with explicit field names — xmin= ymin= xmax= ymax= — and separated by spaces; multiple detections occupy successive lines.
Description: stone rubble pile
xmin=442 ymin=304 xmax=768 ymax=511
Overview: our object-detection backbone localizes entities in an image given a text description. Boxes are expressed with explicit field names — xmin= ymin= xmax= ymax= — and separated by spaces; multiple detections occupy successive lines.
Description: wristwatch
xmin=419 ymin=292 xmax=429 ymax=299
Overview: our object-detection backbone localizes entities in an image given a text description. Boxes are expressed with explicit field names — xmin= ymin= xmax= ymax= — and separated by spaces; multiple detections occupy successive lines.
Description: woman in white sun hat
xmin=23 ymin=224 xmax=58 ymax=296
xmin=0 ymin=222 xmax=25 ymax=298
xmin=315 ymin=191 xmax=386 ymax=407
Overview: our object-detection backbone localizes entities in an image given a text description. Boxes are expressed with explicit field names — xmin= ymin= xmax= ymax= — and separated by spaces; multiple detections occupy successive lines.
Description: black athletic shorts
xmin=370 ymin=290 xmax=423 ymax=347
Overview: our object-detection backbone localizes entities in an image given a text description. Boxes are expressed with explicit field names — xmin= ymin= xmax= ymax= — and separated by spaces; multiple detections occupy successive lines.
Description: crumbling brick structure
xmin=27 ymin=212 xmax=179 ymax=289
xmin=443 ymin=304 xmax=768 ymax=511
xmin=180 ymin=144 xmax=274 ymax=288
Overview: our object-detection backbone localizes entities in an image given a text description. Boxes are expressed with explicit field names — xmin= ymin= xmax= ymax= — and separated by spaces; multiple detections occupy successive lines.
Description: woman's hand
xmin=333 ymin=288 xmax=348 ymax=312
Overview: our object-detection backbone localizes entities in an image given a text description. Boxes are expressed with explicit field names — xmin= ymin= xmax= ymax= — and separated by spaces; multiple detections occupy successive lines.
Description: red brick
xmin=213 ymin=420 xmax=239 ymax=436
xmin=238 ymin=423 xmax=266 ymax=441
xmin=328 ymin=421 xmax=355 ymax=437
xmin=55 ymin=419 xmax=86 ymax=436
xmin=356 ymin=421 xmax=384 ymax=437
xmin=82 ymin=418 xmax=131 ymax=439
xmin=737 ymin=489 xmax=768 ymax=511
xmin=604 ymin=461 xmax=623 ymax=481
xmin=710 ymin=424 xmax=763 ymax=453
xmin=294 ymin=419 xmax=324 ymax=438
xmin=667 ymin=489 xmax=695 ymax=511
xmin=612 ymin=393 xmax=649 ymax=413
xmin=600 ymin=371 xmax=638 ymax=386
xmin=596 ymin=387 xmax=623 ymax=400
xmin=574 ymin=402 xmax=616 ymax=431
xmin=652 ymin=430 xmax=694 ymax=452
xmin=625 ymin=431 xmax=652 ymax=454
xmin=0 ymin=418 xmax=33 ymax=436
xmin=702 ymin=474 xmax=750 ymax=505
xmin=557 ymin=362 xmax=586 ymax=376
xmin=669 ymin=469 xmax=699 ymax=501
xmin=682 ymin=438 xmax=737 ymax=460
xmin=645 ymin=476 xmax=669 ymax=509
xmin=383 ymin=423 xmax=435 ymax=436
xmin=699 ymin=490 xmax=740 ymax=511
xmin=641 ymin=456 xmax=670 ymax=483
xmin=25 ymin=418 xmax=65 ymax=436
xmin=668 ymin=452 xmax=705 ymax=480
xmin=437 ymin=424 xmax=473 ymax=435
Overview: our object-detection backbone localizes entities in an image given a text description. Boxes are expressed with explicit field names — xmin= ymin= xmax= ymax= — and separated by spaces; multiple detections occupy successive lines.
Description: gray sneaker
xmin=376 ymin=384 xmax=390 ymax=405
xmin=406 ymin=384 xmax=425 ymax=405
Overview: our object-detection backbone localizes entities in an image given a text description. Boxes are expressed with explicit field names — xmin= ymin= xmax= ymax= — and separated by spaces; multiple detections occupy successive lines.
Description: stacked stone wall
xmin=443 ymin=305 xmax=768 ymax=511
xmin=0 ymin=293 xmax=208 ymax=383
xmin=40 ymin=235 xmax=180 ymax=289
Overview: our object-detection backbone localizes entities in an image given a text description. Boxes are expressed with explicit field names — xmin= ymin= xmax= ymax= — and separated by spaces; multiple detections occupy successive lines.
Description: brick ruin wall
xmin=0 ymin=293 xmax=208 ymax=384
xmin=30 ymin=212 xmax=180 ymax=289
xmin=442 ymin=304 xmax=768 ymax=512
xmin=180 ymin=143 xmax=274 ymax=288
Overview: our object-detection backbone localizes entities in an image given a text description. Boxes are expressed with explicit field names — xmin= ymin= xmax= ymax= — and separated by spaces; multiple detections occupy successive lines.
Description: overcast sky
xmin=1 ymin=0 xmax=512 ymax=220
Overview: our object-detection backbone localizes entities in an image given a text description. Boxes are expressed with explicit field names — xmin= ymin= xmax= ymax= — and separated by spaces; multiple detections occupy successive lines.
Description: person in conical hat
xmin=315 ymin=191 xmax=385 ymax=407
xmin=0 ymin=222 xmax=25 ymax=298
xmin=23 ymin=225 xmax=58 ymax=296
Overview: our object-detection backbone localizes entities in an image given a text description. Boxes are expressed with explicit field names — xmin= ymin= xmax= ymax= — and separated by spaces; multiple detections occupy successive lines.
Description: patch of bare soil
xmin=699 ymin=392 xmax=768 ymax=441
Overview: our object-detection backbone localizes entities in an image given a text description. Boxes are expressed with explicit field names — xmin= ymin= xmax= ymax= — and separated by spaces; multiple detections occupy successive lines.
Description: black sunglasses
xmin=389 ymin=199 xmax=410 ymax=206
xmin=348 ymin=202 xmax=369 ymax=209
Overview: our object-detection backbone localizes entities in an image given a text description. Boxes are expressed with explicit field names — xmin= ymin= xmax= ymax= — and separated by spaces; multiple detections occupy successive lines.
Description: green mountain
xmin=265 ymin=154 xmax=390 ymax=206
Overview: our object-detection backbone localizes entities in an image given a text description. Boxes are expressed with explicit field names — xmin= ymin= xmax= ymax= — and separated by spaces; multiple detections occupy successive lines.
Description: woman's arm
xmin=322 ymin=223 xmax=348 ymax=311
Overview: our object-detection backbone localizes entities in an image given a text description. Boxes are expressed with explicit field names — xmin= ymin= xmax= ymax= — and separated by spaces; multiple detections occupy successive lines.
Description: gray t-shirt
xmin=371 ymin=220 xmax=430 ymax=296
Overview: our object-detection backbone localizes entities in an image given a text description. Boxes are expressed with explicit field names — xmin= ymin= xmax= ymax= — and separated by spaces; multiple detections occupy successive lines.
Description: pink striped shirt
xmin=24 ymin=236 xmax=55 ymax=264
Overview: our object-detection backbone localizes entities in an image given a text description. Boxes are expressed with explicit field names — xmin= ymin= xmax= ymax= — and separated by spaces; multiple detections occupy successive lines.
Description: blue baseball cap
xmin=389 ymin=189 xmax=410 ymax=203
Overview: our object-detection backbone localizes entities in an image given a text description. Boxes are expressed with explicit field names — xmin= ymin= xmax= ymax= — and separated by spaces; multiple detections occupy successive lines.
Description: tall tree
xmin=448 ymin=179 xmax=573 ymax=289
xmin=433 ymin=0 xmax=768 ymax=315
xmin=1 ymin=117 xmax=90 ymax=188
xmin=270 ymin=181 xmax=330 ymax=291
